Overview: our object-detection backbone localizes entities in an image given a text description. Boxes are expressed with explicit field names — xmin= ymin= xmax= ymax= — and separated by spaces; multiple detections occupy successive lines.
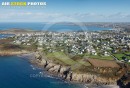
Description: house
xmin=104 ymin=51 xmax=110 ymax=56
xmin=91 ymin=49 xmax=97 ymax=55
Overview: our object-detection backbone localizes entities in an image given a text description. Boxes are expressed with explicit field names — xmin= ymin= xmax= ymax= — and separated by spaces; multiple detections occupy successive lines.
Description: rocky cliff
xmin=30 ymin=53 xmax=123 ymax=85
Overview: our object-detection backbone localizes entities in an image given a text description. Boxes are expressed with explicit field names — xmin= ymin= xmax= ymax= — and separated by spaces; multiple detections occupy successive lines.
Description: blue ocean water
xmin=0 ymin=23 xmax=110 ymax=31
xmin=0 ymin=34 xmax=14 ymax=39
xmin=0 ymin=56 xmax=83 ymax=88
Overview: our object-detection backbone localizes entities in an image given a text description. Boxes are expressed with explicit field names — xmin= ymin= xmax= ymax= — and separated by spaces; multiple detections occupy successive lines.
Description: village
xmin=7 ymin=28 xmax=130 ymax=63
xmin=1 ymin=28 xmax=130 ymax=86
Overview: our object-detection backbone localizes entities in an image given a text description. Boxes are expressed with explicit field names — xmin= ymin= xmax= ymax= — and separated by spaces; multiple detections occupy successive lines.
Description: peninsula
xmin=0 ymin=25 xmax=130 ymax=87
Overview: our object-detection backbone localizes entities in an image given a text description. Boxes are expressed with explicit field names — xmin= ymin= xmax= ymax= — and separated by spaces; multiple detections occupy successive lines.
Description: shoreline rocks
xmin=0 ymin=50 xmax=125 ymax=86
xmin=32 ymin=53 xmax=120 ymax=86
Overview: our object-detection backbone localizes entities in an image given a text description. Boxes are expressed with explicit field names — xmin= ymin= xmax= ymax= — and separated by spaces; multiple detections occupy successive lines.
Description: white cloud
xmin=0 ymin=11 xmax=130 ymax=22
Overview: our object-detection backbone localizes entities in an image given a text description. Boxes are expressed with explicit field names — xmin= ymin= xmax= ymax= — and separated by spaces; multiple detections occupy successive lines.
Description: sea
xmin=0 ymin=23 xmax=118 ymax=88
xmin=0 ymin=56 xmax=84 ymax=88
xmin=0 ymin=34 xmax=15 ymax=39
xmin=0 ymin=22 xmax=111 ymax=32
xmin=0 ymin=56 xmax=119 ymax=88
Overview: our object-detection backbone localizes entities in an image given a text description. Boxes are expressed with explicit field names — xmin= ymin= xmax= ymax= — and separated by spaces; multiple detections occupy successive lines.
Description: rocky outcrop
xmin=48 ymin=65 xmax=61 ymax=73
xmin=33 ymin=53 xmax=120 ymax=85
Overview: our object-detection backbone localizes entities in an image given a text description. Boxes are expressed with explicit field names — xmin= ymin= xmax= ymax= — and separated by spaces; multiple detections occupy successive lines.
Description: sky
xmin=0 ymin=0 xmax=130 ymax=22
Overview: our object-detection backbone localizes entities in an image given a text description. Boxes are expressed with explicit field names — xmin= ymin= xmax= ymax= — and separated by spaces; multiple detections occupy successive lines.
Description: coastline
xmin=0 ymin=50 xmax=30 ymax=56
xmin=0 ymin=50 xmax=123 ymax=87
xmin=29 ymin=52 xmax=120 ymax=87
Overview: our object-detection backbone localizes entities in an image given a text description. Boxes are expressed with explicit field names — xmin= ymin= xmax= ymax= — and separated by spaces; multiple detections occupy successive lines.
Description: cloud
xmin=107 ymin=12 xmax=130 ymax=18
xmin=0 ymin=11 xmax=130 ymax=22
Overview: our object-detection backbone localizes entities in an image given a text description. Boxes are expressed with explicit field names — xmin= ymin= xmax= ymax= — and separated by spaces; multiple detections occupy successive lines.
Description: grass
xmin=113 ymin=52 xmax=130 ymax=60
xmin=45 ymin=51 xmax=92 ymax=72
xmin=113 ymin=53 xmax=124 ymax=60
xmin=88 ymin=55 xmax=113 ymax=60
xmin=46 ymin=52 xmax=77 ymax=65
xmin=0 ymin=43 xmax=24 ymax=51
xmin=84 ymin=53 xmax=114 ymax=60
xmin=44 ymin=51 xmax=122 ymax=73
xmin=77 ymin=59 xmax=91 ymax=66
xmin=125 ymin=52 xmax=130 ymax=55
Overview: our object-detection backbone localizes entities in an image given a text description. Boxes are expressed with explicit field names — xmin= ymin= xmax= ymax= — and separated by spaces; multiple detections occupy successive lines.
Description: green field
xmin=46 ymin=52 xmax=77 ymax=65
xmin=113 ymin=52 xmax=130 ymax=60
xmin=113 ymin=53 xmax=124 ymax=60
xmin=45 ymin=51 xmax=92 ymax=72
xmin=44 ymin=51 xmax=126 ymax=73
xmin=84 ymin=53 xmax=114 ymax=60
